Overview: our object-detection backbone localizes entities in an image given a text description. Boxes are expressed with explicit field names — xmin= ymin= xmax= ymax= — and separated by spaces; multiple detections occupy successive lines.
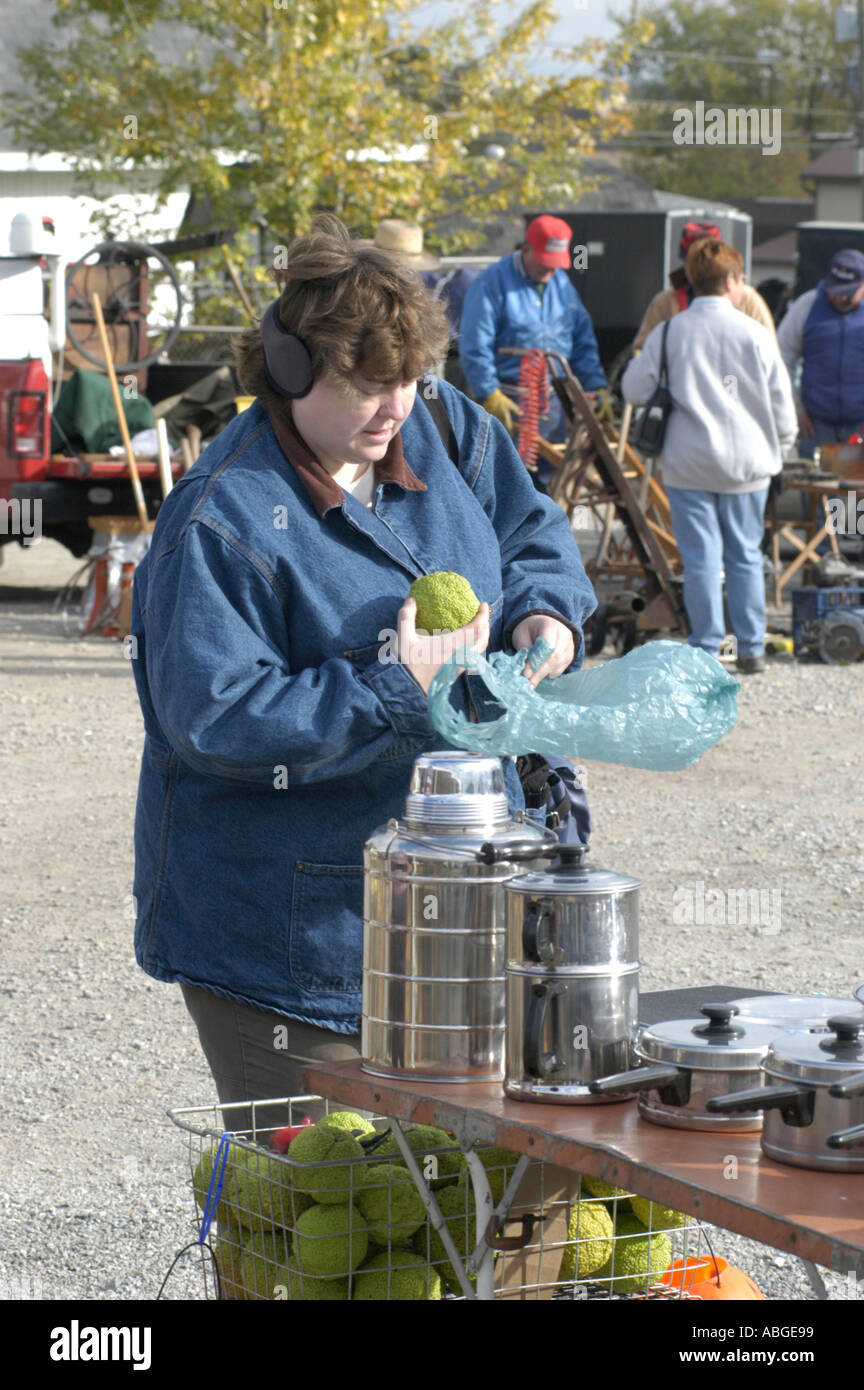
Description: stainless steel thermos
xmin=361 ymin=753 xmax=546 ymax=1082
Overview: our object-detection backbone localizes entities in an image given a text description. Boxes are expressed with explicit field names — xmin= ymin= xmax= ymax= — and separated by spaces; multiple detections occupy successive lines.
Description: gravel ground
xmin=1 ymin=539 xmax=862 ymax=1304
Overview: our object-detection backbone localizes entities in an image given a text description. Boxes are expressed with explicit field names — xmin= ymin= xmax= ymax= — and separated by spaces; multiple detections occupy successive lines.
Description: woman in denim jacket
xmin=130 ymin=215 xmax=596 ymax=1120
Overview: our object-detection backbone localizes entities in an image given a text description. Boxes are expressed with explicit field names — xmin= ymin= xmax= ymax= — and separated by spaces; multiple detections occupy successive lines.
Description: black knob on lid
xmin=552 ymin=843 xmax=589 ymax=872
xmin=820 ymin=1017 xmax=864 ymax=1054
xmin=692 ymin=1003 xmax=745 ymax=1040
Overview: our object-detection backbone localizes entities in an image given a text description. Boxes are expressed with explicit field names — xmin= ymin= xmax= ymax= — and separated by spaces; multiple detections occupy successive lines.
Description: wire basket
xmin=168 ymin=1097 xmax=714 ymax=1302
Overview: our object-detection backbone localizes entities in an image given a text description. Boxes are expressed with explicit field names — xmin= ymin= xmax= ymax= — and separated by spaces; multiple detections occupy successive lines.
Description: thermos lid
xmin=504 ymin=844 xmax=639 ymax=896
xmin=404 ymin=752 xmax=510 ymax=827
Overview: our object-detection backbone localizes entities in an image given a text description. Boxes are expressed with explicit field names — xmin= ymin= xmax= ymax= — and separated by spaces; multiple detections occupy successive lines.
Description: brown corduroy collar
xmin=267 ymin=403 xmax=427 ymax=517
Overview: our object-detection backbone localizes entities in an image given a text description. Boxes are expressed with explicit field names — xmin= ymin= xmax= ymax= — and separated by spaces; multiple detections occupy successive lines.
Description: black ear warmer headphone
xmin=260 ymin=300 xmax=315 ymax=399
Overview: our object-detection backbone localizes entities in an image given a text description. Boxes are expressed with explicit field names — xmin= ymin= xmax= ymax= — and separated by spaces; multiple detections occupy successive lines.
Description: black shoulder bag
xmin=630 ymin=319 xmax=673 ymax=458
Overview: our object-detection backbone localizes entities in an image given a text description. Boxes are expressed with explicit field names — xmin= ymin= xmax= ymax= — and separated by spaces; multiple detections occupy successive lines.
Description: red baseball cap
xmin=680 ymin=221 xmax=721 ymax=258
xmin=525 ymin=215 xmax=572 ymax=269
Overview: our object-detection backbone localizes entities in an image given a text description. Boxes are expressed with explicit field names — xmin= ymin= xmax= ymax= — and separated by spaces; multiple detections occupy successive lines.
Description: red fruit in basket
xmin=271 ymin=1118 xmax=312 ymax=1154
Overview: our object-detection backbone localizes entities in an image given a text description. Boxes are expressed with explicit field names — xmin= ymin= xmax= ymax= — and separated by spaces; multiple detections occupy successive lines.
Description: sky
xmin=413 ymin=0 xmax=620 ymax=70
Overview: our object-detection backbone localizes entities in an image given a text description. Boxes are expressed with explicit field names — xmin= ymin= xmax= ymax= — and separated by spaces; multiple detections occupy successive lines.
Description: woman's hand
xmin=397 ymin=598 xmax=490 ymax=695
xmin=511 ymin=614 xmax=575 ymax=689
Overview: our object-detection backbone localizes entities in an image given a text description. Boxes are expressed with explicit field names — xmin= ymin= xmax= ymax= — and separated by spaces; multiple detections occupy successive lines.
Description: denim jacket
xmin=130 ymin=380 xmax=596 ymax=1031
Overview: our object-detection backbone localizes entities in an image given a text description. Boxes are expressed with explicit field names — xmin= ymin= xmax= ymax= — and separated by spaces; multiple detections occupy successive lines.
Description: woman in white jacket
xmin=622 ymin=239 xmax=797 ymax=674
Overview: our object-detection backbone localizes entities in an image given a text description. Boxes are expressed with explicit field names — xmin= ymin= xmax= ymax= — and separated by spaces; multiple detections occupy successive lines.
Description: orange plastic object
xmin=661 ymin=1255 xmax=764 ymax=1299
xmin=661 ymin=1256 xmax=721 ymax=1290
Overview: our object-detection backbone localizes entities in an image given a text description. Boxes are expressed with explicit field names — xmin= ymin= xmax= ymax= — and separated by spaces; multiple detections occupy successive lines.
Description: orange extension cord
xmin=515 ymin=348 xmax=550 ymax=470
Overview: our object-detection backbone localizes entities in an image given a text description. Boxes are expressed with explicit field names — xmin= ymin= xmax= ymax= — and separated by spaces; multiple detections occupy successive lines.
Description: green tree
xmin=609 ymin=0 xmax=855 ymax=199
xmin=8 ymin=0 xmax=646 ymax=251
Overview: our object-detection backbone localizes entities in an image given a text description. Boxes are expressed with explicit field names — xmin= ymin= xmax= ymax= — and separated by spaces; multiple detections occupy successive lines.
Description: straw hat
xmin=372 ymin=219 xmax=440 ymax=270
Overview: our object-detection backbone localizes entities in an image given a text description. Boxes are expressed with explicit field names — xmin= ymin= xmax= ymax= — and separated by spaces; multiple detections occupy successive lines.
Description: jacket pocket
xmin=288 ymin=861 xmax=364 ymax=995
xmin=342 ymin=640 xmax=387 ymax=673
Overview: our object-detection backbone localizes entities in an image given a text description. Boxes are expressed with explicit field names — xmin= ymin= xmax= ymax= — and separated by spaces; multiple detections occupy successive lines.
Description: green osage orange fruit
xmin=408 ymin=572 xmax=481 ymax=634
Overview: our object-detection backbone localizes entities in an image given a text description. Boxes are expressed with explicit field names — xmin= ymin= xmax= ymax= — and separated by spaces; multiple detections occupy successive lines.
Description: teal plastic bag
xmin=428 ymin=639 xmax=739 ymax=772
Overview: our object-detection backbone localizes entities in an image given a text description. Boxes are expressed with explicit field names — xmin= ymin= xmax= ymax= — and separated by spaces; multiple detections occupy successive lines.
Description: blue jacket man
xmin=777 ymin=247 xmax=864 ymax=454
xmin=130 ymin=380 xmax=596 ymax=1033
xmin=459 ymin=214 xmax=607 ymax=458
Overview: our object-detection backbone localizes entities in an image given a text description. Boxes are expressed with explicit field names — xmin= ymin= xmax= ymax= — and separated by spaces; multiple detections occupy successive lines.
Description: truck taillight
xmin=9 ymin=390 xmax=46 ymax=457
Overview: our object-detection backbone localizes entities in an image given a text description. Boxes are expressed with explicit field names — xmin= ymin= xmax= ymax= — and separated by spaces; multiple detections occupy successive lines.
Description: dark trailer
xmin=528 ymin=209 xmax=752 ymax=371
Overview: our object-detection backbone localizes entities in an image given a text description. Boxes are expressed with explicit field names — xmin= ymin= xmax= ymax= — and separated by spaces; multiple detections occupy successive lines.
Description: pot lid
xmin=766 ymin=1016 xmax=864 ymax=1084
xmin=505 ymin=845 xmax=639 ymax=896
xmin=728 ymin=993 xmax=864 ymax=1033
xmin=638 ymin=1004 xmax=780 ymax=1070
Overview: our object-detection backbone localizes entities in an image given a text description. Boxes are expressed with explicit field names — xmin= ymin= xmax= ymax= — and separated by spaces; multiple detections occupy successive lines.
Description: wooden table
xmin=767 ymin=476 xmax=864 ymax=603
xmin=304 ymin=1022 xmax=864 ymax=1289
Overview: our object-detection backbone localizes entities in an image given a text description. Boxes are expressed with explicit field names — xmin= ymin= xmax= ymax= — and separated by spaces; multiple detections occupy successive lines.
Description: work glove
xmin=482 ymin=388 xmax=521 ymax=433
xmin=592 ymin=388 xmax=614 ymax=423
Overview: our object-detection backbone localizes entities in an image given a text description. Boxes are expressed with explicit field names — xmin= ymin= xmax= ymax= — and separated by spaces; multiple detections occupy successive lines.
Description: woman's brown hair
xmin=234 ymin=213 xmax=451 ymax=408
xmin=685 ymin=238 xmax=744 ymax=296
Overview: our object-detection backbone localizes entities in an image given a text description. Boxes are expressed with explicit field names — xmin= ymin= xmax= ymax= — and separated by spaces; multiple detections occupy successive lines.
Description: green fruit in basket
xmin=289 ymin=1121 xmax=369 ymax=1204
xmin=293 ymin=1202 xmax=369 ymax=1277
xmin=356 ymin=1164 xmax=426 ymax=1247
xmin=628 ymin=1196 xmax=690 ymax=1231
xmin=557 ymin=1200 xmax=615 ymax=1283
xmin=230 ymin=1146 xmax=299 ymax=1231
xmin=581 ymin=1176 xmax=631 ymax=1201
xmin=316 ymin=1110 xmax=376 ymax=1137
xmin=595 ymin=1213 xmax=672 ymax=1294
xmin=214 ymin=1225 xmax=248 ymax=1300
xmin=284 ymin=1267 xmax=350 ymax=1301
xmin=474 ymin=1147 xmax=520 ymax=1205
xmin=413 ymin=1179 xmax=475 ymax=1292
xmin=238 ymin=1229 xmax=294 ymax=1300
xmin=193 ymin=1148 xmax=236 ymax=1227
xmin=409 ymin=571 xmax=480 ymax=634
xmin=370 ymin=1126 xmax=467 ymax=1188
xmin=354 ymin=1250 xmax=442 ymax=1301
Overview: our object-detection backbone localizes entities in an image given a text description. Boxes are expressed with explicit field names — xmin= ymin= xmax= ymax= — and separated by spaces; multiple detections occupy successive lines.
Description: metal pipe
xmin=385 ymin=1118 xmax=478 ymax=1301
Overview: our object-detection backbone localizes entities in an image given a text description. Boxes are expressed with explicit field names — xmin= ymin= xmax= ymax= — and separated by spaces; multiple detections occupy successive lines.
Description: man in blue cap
xmin=458 ymin=213 xmax=607 ymax=484
xmin=777 ymin=248 xmax=864 ymax=455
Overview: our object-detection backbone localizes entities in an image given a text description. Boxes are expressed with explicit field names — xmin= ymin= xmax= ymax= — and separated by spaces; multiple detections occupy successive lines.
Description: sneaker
xmin=736 ymin=655 xmax=766 ymax=675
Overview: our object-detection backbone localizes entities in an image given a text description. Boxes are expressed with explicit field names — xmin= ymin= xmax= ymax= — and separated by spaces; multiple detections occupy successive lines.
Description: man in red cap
xmin=633 ymin=221 xmax=775 ymax=350
xmin=459 ymin=213 xmax=607 ymax=469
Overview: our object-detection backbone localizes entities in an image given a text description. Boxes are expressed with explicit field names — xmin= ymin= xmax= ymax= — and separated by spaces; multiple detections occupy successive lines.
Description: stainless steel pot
xmin=480 ymin=842 xmax=640 ymax=1103
xmin=727 ymin=993 xmax=864 ymax=1033
xmin=706 ymin=1016 xmax=864 ymax=1171
xmin=590 ymin=1004 xmax=781 ymax=1130
xmin=361 ymin=752 xmax=547 ymax=1083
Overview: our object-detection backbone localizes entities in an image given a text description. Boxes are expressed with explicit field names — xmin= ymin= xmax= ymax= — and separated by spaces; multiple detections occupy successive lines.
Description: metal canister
xmin=361 ymin=752 xmax=546 ymax=1082
xmin=501 ymin=844 xmax=641 ymax=1103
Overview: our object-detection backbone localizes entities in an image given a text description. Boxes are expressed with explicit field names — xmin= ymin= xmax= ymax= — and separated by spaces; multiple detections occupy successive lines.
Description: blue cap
xmin=822 ymin=248 xmax=864 ymax=296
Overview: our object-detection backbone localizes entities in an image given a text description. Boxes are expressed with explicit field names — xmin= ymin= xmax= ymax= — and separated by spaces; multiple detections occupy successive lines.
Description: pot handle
xmin=827 ymin=1122 xmax=864 ymax=1150
xmin=706 ymin=1083 xmax=815 ymax=1127
xmin=829 ymin=1069 xmax=864 ymax=1099
xmin=524 ymin=980 xmax=566 ymax=1079
xmin=522 ymin=897 xmax=557 ymax=964
xmin=478 ymin=840 xmax=555 ymax=866
xmin=589 ymin=1065 xmax=688 ymax=1104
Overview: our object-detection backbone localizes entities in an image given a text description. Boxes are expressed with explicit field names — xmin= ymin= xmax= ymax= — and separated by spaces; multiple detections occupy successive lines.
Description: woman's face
xmin=291 ymin=370 xmax=418 ymax=472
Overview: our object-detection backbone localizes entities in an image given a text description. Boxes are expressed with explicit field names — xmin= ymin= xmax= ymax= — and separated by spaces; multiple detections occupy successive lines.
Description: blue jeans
xmin=666 ymin=485 xmax=770 ymax=659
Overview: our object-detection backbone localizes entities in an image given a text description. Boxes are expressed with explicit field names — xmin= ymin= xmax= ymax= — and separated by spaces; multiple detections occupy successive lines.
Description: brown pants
xmin=180 ymin=982 xmax=362 ymax=1136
